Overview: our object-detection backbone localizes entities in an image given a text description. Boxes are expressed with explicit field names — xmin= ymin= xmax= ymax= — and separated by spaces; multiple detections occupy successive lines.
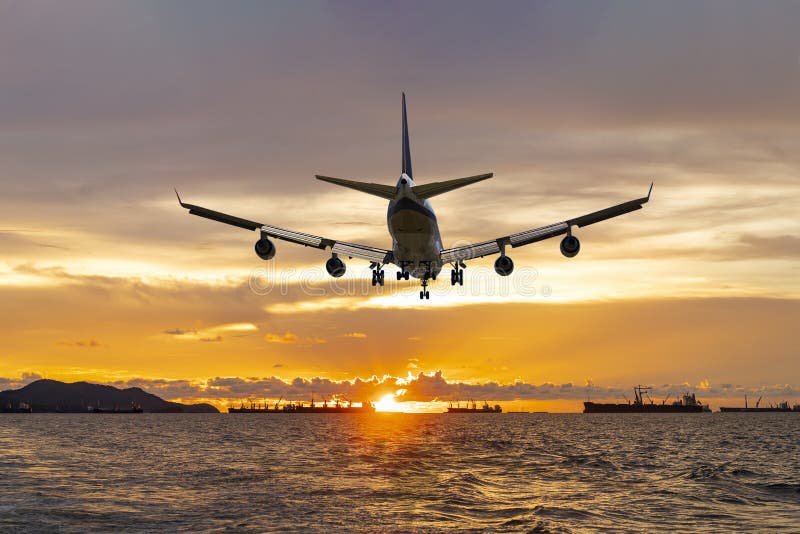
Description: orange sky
xmin=1 ymin=2 xmax=798 ymax=411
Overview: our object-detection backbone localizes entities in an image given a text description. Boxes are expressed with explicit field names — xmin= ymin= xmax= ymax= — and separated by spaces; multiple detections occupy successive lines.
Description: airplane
xmin=176 ymin=93 xmax=652 ymax=300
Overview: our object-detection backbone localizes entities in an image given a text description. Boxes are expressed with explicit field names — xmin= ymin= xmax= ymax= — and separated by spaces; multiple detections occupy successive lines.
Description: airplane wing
xmin=175 ymin=191 xmax=392 ymax=264
xmin=441 ymin=183 xmax=653 ymax=263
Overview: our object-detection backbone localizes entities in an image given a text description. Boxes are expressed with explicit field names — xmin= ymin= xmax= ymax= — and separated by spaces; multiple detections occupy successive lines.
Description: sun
xmin=374 ymin=393 xmax=405 ymax=413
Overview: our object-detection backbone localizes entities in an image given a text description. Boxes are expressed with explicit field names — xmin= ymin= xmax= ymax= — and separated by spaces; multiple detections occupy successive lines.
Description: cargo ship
xmin=720 ymin=395 xmax=798 ymax=412
xmin=229 ymin=397 xmax=375 ymax=414
xmin=446 ymin=400 xmax=502 ymax=413
xmin=583 ymin=386 xmax=710 ymax=413
xmin=89 ymin=402 xmax=144 ymax=413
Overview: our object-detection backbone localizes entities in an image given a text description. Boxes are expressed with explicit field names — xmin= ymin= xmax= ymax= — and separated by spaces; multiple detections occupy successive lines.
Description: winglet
xmin=646 ymin=182 xmax=654 ymax=201
xmin=174 ymin=188 xmax=186 ymax=207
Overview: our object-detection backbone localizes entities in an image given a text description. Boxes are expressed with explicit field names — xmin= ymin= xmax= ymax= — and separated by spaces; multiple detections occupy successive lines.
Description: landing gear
xmin=419 ymin=278 xmax=430 ymax=300
xmin=450 ymin=263 xmax=464 ymax=286
xmin=396 ymin=262 xmax=411 ymax=281
xmin=371 ymin=265 xmax=385 ymax=287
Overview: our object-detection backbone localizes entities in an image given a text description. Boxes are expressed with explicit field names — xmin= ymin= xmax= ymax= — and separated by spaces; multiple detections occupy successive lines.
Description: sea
xmin=1 ymin=413 xmax=798 ymax=533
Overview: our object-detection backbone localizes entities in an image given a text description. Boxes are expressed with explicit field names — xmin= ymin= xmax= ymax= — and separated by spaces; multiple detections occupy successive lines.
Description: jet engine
xmin=326 ymin=256 xmax=346 ymax=278
xmin=560 ymin=235 xmax=580 ymax=258
xmin=494 ymin=255 xmax=514 ymax=276
xmin=254 ymin=237 xmax=276 ymax=260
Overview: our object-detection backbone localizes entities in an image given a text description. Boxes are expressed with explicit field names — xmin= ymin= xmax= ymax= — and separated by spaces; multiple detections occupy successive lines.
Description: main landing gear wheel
xmin=371 ymin=269 xmax=385 ymax=287
xmin=396 ymin=270 xmax=410 ymax=281
xmin=450 ymin=268 xmax=464 ymax=286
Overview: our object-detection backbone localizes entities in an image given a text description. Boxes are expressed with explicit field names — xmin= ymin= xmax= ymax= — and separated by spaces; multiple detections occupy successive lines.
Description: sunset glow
xmin=0 ymin=1 xmax=798 ymax=413
xmin=373 ymin=394 xmax=404 ymax=413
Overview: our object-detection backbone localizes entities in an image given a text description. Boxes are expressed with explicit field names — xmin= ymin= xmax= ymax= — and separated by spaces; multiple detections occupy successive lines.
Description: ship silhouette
xmin=720 ymin=394 xmax=799 ymax=412
xmin=228 ymin=395 xmax=375 ymax=414
xmin=584 ymin=385 xmax=710 ymax=413
xmin=446 ymin=400 xmax=502 ymax=413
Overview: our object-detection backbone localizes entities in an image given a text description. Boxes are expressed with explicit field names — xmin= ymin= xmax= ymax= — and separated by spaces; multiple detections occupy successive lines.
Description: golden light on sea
xmin=373 ymin=393 xmax=404 ymax=413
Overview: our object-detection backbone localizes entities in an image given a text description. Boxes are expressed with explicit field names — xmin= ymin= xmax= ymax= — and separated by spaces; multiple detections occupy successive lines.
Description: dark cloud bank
xmin=2 ymin=372 xmax=797 ymax=405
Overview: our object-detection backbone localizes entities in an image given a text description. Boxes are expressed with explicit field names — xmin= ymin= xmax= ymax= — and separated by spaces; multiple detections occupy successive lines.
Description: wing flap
xmin=260 ymin=224 xmax=330 ymax=249
xmin=332 ymin=242 xmax=393 ymax=263
xmin=441 ymin=240 xmax=501 ymax=263
xmin=508 ymin=222 xmax=569 ymax=247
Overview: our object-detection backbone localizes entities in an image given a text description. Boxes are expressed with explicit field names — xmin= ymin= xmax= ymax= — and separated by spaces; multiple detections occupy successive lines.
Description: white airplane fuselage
xmin=387 ymin=174 xmax=443 ymax=279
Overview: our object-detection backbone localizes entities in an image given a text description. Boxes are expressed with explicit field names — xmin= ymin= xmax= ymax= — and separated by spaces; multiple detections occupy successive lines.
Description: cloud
xmin=342 ymin=332 xmax=367 ymax=339
xmin=0 ymin=372 xmax=43 ymax=392
xmin=264 ymin=332 xmax=326 ymax=345
xmin=110 ymin=377 xmax=204 ymax=400
xmin=264 ymin=332 xmax=297 ymax=344
xmin=733 ymin=234 xmax=800 ymax=260
xmin=162 ymin=323 xmax=257 ymax=343
xmin=164 ymin=328 xmax=189 ymax=336
xmin=3 ymin=372 xmax=797 ymax=412
xmin=85 ymin=372 xmax=800 ymax=406
xmin=57 ymin=338 xmax=101 ymax=348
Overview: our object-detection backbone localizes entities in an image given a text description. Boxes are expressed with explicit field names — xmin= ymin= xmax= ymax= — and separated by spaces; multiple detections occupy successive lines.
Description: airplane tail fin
xmin=412 ymin=173 xmax=493 ymax=199
xmin=316 ymin=94 xmax=491 ymax=201
xmin=402 ymin=92 xmax=412 ymax=179
xmin=315 ymin=173 xmax=492 ymax=200
xmin=315 ymin=175 xmax=397 ymax=200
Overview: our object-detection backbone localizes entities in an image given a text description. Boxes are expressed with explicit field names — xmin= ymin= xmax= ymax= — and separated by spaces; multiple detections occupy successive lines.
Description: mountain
xmin=0 ymin=379 xmax=218 ymax=413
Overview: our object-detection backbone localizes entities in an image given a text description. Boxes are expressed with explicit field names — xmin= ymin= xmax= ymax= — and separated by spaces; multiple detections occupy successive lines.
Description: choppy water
xmin=1 ymin=414 xmax=798 ymax=533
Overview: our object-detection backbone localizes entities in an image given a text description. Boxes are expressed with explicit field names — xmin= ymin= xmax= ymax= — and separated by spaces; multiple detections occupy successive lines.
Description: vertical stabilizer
xmin=402 ymin=92 xmax=413 ymax=179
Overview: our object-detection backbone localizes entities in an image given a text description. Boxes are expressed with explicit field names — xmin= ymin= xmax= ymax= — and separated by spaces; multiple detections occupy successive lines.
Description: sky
xmin=1 ymin=0 xmax=799 ymax=411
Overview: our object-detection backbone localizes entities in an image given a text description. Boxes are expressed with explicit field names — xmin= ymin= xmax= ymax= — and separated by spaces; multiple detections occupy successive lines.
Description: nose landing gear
xmin=419 ymin=278 xmax=430 ymax=300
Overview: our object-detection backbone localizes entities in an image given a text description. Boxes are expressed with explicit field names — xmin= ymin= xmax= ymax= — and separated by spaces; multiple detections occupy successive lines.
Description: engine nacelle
xmin=325 ymin=256 xmax=346 ymax=278
xmin=560 ymin=235 xmax=580 ymax=258
xmin=254 ymin=237 xmax=276 ymax=260
xmin=494 ymin=255 xmax=514 ymax=276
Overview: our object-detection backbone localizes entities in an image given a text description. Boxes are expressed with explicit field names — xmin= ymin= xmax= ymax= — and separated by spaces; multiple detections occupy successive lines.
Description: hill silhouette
xmin=0 ymin=379 xmax=218 ymax=413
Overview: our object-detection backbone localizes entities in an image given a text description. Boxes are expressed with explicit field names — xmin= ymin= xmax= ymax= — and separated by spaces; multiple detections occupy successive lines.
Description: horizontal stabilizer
xmin=412 ymin=173 xmax=493 ymax=200
xmin=315 ymin=175 xmax=397 ymax=200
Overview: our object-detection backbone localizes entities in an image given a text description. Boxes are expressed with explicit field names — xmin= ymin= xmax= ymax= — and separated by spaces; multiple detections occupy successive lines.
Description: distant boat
xmin=446 ymin=400 xmax=502 ymax=413
xmin=89 ymin=402 xmax=143 ymax=414
xmin=228 ymin=398 xmax=375 ymax=414
xmin=720 ymin=394 xmax=798 ymax=412
xmin=1 ymin=400 xmax=32 ymax=413
xmin=584 ymin=386 xmax=710 ymax=413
